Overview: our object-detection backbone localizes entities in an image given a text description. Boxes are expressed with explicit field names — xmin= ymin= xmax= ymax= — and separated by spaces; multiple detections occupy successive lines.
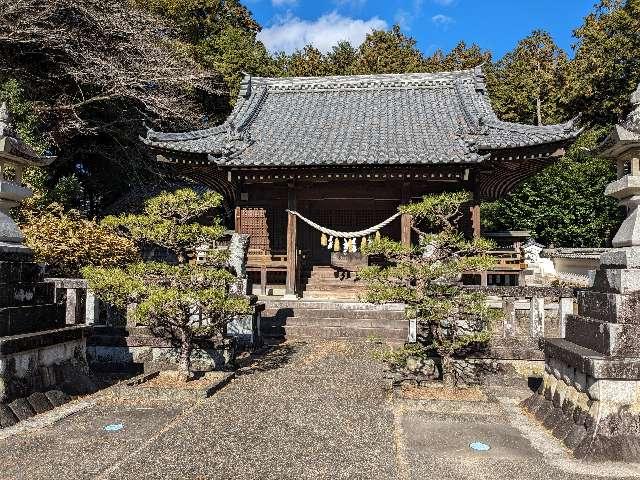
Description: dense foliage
xmin=84 ymin=188 xmax=249 ymax=379
xmin=360 ymin=193 xmax=498 ymax=386
xmin=22 ymin=205 xmax=139 ymax=277
xmin=481 ymin=133 xmax=624 ymax=247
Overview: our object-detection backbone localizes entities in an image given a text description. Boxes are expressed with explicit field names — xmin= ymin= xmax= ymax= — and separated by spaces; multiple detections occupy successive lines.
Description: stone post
xmin=502 ymin=297 xmax=516 ymax=337
xmin=529 ymin=296 xmax=544 ymax=337
xmin=557 ymin=296 xmax=574 ymax=338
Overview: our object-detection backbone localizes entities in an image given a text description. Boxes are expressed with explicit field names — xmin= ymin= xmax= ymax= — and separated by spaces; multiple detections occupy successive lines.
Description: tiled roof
xmin=143 ymin=67 xmax=580 ymax=167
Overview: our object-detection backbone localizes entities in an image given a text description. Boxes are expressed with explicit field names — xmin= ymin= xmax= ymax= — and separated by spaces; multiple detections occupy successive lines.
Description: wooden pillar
xmin=401 ymin=182 xmax=412 ymax=247
xmin=285 ymin=184 xmax=297 ymax=297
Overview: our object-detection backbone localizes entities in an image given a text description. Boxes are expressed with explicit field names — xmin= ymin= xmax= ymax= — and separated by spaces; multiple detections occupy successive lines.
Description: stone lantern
xmin=522 ymin=84 xmax=640 ymax=462
xmin=0 ymin=104 xmax=94 ymax=414
xmin=0 ymin=102 xmax=54 ymax=252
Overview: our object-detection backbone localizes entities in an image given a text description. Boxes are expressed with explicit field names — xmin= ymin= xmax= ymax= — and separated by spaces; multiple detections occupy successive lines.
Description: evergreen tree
xmin=563 ymin=0 xmax=640 ymax=126
xmin=354 ymin=25 xmax=426 ymax=74
xmin=326 ymin=42 xmax=359 ymax=76
xmin=360 ymin=192 xmax=497 ymax=386
xmin=481 ymin=131 xmax=624 ymax=247
xmin=487 ymin=30 xmax=569 ymax=125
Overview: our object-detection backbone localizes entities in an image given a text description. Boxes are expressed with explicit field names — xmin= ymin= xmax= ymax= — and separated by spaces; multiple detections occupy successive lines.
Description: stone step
xmin=285 ymin=316 xmax=406 ymax=329
xmin=303 ymin=284 xmax=366 ymax=293
xmin=304 ymin=277 xmax=363 ymax=285
xmin=282 ymin=324 xmax=407 ymax=341
xmin=262 ymin=300 xmax=405 ymax=311
xmin=565 ymin=314 xmax=640 ymax=356
xmin=302 ymin=290 xmax=362 ymax=300
xmin=262 ymin=308 xmax=405 ymax=321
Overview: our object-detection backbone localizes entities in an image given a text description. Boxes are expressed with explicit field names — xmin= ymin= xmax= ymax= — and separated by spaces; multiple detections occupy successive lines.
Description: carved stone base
xmin=523 ymin=369 xmax=640 ymax=461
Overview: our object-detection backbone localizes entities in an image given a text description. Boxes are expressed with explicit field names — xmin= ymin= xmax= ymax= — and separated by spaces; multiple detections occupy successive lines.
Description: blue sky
xmin=248 ymin=0 xmax=596 ymax=60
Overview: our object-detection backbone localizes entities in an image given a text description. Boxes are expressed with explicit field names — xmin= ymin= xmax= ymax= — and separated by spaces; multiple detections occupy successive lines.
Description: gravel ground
xmin=0 ymin=340 xmax=639 ymax=480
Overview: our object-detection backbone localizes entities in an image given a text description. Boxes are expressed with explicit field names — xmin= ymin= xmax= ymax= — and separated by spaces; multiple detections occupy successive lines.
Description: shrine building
xmin=142 ymin=67 xmax=580 ymax=298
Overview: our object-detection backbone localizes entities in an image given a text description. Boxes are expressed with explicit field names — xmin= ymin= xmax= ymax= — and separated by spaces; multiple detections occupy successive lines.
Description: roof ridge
xmin=251 ymin=68 xmax=478 ymax=90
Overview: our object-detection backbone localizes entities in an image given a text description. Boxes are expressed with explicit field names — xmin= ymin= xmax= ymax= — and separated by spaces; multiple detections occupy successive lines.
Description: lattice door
xmin=237 ymin=207 xmax=287 ymax=254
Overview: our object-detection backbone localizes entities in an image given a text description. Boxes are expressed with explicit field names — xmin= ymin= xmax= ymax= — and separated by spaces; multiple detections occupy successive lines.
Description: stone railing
xmin=461 ymin=285 xmax=578 ymax=361
xmin=44 ymin=278 xmax=99 ymax=326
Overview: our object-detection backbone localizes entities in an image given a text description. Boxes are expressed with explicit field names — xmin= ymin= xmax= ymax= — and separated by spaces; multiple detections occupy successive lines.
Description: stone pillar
xmin=85 ymin=290 xmax=100 ymax=326
xmin=558 ymin=296 xmax=574 ymax=338
xmin=502 ymin=297 xmax=516 ymax=337
xmin=529 ymin=296 xmax=545 ymax=337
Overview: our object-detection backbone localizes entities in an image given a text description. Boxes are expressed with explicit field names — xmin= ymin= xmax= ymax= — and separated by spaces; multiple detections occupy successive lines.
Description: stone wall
xmin=0 ymin=327 xmax=94 ymax=402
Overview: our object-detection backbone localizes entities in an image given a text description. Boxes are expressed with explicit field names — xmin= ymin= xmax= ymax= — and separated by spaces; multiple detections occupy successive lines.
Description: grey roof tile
xmin=142 ymin=67 xmax=580 ymax=167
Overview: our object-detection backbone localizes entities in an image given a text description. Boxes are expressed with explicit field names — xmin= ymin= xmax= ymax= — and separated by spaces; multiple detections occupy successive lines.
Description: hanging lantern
xmin=333 ymin=238 xmax=340 ymax=252
xmin=320 ymin=233 xmax=328 ymax=246
xmin=375 ymin=231 xmax=381 ymax=241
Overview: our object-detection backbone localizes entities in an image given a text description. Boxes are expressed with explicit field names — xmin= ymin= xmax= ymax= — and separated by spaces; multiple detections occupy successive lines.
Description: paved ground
xmin=0 ymin=340 xmax=639 ymax=479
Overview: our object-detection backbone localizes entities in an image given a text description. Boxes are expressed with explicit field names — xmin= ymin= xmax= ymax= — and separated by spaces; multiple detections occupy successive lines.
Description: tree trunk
xmin=441 ymin=354 xmax=455 ymax=388
xmin=536 ymin=97 xmax=543 ymax=126
xmin=178 ymin=328 xmax=194 ymax=382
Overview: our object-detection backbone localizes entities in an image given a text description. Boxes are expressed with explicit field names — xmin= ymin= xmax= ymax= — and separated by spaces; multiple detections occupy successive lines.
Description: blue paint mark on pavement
xmin=104 ymin=423 xmax=124 ymax=432
xmin=469 ymin=441 xmax=490 ymax=451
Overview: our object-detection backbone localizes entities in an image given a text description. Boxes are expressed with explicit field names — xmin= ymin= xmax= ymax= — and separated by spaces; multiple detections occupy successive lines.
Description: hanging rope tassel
xmin=375 ymin=231 xmax=381 ymax=241
xmin=333 ymin=238 xmax=340 ymax=252
xmin=360 ymin=236 xmax=367 ymax=249
xmin=327 ymin=236 xmax=334 ymax=250
xmin=350 ymin=238 xmax=357 ymax=253
xmin=320 ymin=233 xmax=327 ymax=247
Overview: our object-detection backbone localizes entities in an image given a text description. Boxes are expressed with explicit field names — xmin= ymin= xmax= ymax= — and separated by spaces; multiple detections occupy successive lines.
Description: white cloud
xmin=431 ymin=14 xmax=454 ymax=26
xmin=272 ymin=0 xmax=297 ymax=6
xmin=395 ymin=0 xmax=424 ymax=31
xmin=258 ymin=12 xmax=387 ymax=54
xmin=333 ymin=0 xmax=367 ymax=7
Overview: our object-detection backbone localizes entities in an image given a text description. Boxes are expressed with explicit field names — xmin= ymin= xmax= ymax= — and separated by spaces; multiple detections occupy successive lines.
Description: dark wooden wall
xmin=235 ymin=179 xmax=474 ymax=261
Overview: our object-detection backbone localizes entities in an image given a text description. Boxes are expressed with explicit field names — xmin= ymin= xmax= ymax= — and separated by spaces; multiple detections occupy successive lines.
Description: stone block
xmin=0 ymin=303 xmax=64 ymax=336
xmin=8 ymin=397 xmax=34 ymax=421
xmin=564 ymin=424 xmax=587 ymax=449
xmin=591 ymin=267 xmax=640 ymax=294
xmin=26 ymin=392 xmax=53 ymax=414
xmin=565 ymin=314 xmax=640 ymax=356
xmin=44 ymin=390 xmax=71 ymax=407
xmin=587 ymin=378 xmax=640 ymax=403
xmin=0 ymin=403 xmax=18 ymax=428
xmin=578 ymin=290 xmax=640 ymax=324
xmin=600 ymin=247 xmax=640 ymax=268
xmin=0 ymin=325 xmax=87 ymax=356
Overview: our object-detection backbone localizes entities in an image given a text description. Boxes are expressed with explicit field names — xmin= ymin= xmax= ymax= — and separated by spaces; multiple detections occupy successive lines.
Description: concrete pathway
xmin=0 ymin=340 xmax=638 ymax=479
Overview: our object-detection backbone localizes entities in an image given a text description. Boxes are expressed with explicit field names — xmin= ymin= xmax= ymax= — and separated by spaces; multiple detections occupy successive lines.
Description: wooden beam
xmin=285 ymin=184 xmax=297 ymax=296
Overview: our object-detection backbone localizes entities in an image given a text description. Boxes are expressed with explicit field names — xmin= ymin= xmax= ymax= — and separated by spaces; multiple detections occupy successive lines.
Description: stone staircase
xmin=260 ymin=299 xmax=407 ymax=344
xmin=301 ymin=265 xmax=367 ymax=300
